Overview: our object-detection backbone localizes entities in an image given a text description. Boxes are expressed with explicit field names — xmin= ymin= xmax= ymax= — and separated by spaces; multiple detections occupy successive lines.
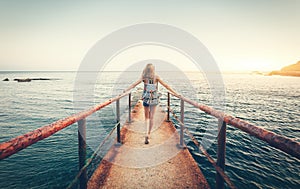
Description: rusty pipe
xmin=0 ymin=91 xmax=130 ymax=160
xmin=169 ymin=91 xmax=300 ymax=160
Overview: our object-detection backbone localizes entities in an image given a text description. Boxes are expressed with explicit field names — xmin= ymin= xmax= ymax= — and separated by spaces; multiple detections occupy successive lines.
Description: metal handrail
xmin=0 ymin=91 xmax=131 ymax=160
xmin=66 ymin=121 xmax=119 ymax=189
xmin=165 ymin=89 xmax=300 ymax=189
xmin=168 ymin=106 xmax=237 ymax=189
xmin=0 ymin=78 xmax=141 ymax=189
xmin=167 ymin=91 xmax=300 ymax=160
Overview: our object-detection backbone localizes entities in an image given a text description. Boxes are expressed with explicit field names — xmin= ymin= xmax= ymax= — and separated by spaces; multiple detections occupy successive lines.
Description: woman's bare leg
xmin=148 ymin=105 xmax=156 ymax=137
xmin=144 ymin=106 xmax=150 ymax=143
xmin=144 ymin=106 xmax=150 ymax=120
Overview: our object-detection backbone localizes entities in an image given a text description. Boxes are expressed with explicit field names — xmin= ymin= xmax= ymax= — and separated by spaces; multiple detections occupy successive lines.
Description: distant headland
xmin=2 ymin=78 xmax=60 ymax=82
xmin=268 ymin=61 xmax=300 ymax=77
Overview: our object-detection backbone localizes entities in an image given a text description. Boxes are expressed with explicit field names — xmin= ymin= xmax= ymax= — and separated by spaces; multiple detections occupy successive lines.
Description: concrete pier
xmin=88 ymin=100 xmax=209 ymax=189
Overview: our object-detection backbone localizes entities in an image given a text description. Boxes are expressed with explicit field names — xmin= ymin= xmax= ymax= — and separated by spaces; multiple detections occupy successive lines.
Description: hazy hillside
xmin=281 ymin=61 xmax=300 ymax=72
xmin=269 ymin=61 xmax=300 ymax=77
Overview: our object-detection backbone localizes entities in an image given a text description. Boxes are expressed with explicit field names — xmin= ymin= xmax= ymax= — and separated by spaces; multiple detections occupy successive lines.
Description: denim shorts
xmin=143 ymin=101 xmax=149 ymax=107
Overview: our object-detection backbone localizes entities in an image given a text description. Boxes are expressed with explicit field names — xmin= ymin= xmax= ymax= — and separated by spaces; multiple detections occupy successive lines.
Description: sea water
xmin=0 ymin=71 xmax=299 ymax=189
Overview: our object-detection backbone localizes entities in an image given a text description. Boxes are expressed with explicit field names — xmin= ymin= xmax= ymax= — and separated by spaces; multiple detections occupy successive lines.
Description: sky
xmin=0 ymin=0 xmax=299 ymax=72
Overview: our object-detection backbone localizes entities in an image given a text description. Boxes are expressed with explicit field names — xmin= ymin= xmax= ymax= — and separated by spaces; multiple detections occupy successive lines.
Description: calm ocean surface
xmin=0 ymin=71 xmax=299 ymax=189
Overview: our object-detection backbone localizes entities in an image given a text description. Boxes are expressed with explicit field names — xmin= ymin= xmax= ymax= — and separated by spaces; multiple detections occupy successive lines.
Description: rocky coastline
xmin=2 ymin=78 xmax=59 ymax=82
xmin=268 ymin=61 xmax=300 ymax=77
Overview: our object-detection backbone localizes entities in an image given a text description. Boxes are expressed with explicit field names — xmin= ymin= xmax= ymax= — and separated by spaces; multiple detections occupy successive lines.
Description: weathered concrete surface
xmin=88 ymin=100 xmax=209 ymax=189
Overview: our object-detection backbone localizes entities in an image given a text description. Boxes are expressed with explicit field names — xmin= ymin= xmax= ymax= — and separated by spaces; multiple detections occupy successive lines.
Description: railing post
xmin=78 ymin=118 xmax=87 ymax=189
xmin=167 ymin=92 xmax=170 ymax=122
xmin=180 ymin=99 xmax=184 ymax=147
xmin=216 ymin=119 xmax=227 ymax=189
xmin=116 ymin=99 xmax=121 ymax=143
xmin=128 ymin=92 xmax=131 ymax=123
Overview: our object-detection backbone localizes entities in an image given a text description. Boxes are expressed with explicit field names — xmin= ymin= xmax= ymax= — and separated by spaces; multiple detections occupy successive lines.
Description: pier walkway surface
xmin=88 ymin=100 xmax=210 ymax=189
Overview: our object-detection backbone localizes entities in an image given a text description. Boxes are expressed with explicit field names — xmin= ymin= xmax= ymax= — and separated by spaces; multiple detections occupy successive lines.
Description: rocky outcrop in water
xmin=31 ymin=78 xmax=53 ymax=81
xmin=14 ymin=78 xmax=32 ymax=82
xmin=2 ymin=78 xmax=60 ymax=82
xmin=268 ymin=61 xmax=300 ymax=77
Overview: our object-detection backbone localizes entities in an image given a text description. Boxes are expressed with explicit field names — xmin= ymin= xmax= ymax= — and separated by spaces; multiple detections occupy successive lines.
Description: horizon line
xmin=0 ymin=70 xmax=271 ymax=73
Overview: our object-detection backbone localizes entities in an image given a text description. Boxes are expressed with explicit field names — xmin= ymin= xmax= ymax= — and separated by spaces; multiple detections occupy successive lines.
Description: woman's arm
xmin=123 ymin=78 xmax=143 ymax=93
xmin=156 ymin=75 xmax=178 ymax=95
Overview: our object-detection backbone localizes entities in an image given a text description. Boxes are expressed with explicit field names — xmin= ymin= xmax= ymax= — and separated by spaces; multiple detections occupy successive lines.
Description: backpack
xmin=142 ymin=81 xmax=159 ymax=106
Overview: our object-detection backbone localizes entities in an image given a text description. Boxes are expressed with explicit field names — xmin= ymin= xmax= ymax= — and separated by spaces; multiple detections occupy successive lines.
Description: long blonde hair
xmin=142 ymin=64 xmax=155 ymax=80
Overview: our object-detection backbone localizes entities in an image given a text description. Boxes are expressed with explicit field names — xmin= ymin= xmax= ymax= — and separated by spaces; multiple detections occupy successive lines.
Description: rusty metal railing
xmin=167 ymin=105 xmax=236 ymax=189
xmin=66 ymin=121 xmax=120 ymax=189
xmin=0 ymin=85 xmax=138 ymax=189
xmin=0 ymin=91 xmax=133 ymax=160
xmin=165 ymin=90 xmax=300 ymax=189
xmin=167 ymin=91 xmax=300 ymax=159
